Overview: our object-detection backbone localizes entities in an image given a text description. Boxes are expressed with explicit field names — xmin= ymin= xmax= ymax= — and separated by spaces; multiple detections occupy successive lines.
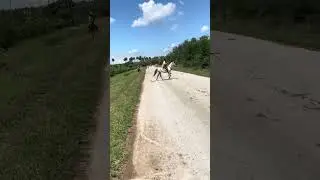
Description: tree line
xmin=166 ymin=35 xmax=210 ymax=68
xmin=212 ymin=0 xmax=320 ymax=28
xmin=211 ymin=0 xmax=320 ymax=50
xmin=0 ymin=0 xmax=108 ymax=50
xmin=110 ymin=56 xmax=151 ymax=76
xmin=111 ymin=35 xmax=210 ymax=69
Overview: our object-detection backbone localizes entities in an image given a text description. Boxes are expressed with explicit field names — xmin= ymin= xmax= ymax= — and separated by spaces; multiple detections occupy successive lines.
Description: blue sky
xmin=110 ymin=0 xmax=210 ymax=64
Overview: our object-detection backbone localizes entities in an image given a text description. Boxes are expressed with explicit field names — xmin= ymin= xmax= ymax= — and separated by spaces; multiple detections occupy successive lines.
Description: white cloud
xmin=128 ymin=49 xmax=139 ymax=54
xmin=163 ymin=48 xmax=170 ymax=52
xmin=170 ymin=24 xmax=178 ymax=31
xmin=179 ymin=0 xmax=184 ymax=5
xmin=178 ymin=11 xmax=184 ymax=16
xmin=170 ymin=43 xmax=177 ymax=48
xmin=132 ymin=0 xmax=176 ymax=27
xmin=110 ymin=17 xmax=116 ymax=24
xmin=201 ymin=25 xmax=209 ymax=33
xmin=163 ymin=43 xmax=178 ymax=52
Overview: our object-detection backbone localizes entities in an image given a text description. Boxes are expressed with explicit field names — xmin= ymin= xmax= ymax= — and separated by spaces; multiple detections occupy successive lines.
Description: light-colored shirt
xmin=162 ymin=61 xmax=166 ymax=68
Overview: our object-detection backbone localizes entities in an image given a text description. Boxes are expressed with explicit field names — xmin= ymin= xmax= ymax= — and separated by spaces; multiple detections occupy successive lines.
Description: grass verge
xmin=0 ymin=19 xmax=107 ymax=179
xmin=175 ymin=66 xmax=210 ymax=77
xmin=110 ymin=64 xmax=138 ymax=77
xmin=110 ymin=69 xmax=146 ymax=179
xmin=213 ymin=19 xmax=320 ymax=51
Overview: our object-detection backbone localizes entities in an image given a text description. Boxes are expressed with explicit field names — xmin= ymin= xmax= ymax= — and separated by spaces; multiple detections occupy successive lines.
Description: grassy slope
xmin=110 ymin=69 xmax=145 ymax=178
xmin=214 ymin=19 xmax=320 ymax=51
xmin=0 ymin=19 xmax=107 ymax=179
xmin=175 ymin=66 xmax=210 ymax=77
xmin=110 ymin=63 xmax=137 ymax=77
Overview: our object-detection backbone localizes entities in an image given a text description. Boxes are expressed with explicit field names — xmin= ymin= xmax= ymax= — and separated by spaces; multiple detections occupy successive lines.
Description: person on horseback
xmin=88 ymin=11 xmax=95 ymax=25
xmin=88 ymin=10 xmax=97 ymax=31
xmin=162 ymin=60 xmax=169 ymax=73
xmin=88 ymin=10 xmax=98 ymax=40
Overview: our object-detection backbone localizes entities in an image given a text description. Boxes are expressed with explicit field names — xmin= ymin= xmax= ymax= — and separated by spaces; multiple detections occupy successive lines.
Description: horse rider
xmin=88 ymin=11 xmax=96 ymax=29
xmin=162 ymin=60 xmax=169 ymax=73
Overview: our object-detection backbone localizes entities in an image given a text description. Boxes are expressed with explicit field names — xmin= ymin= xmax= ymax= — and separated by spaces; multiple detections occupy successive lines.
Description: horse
xmin=153 ymin=61 xmax=176 ymax=80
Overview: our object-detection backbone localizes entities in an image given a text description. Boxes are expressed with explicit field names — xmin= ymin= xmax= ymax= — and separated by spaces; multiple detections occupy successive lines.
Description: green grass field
xmin=110 ymin=69 xmax=145 ymax=178
xmin=175 ymin=66 xmax=210 ymax=77
xmin=0 ymin=19 xmax=107 ymax=179
xmin=110 ymin=63 xmax=138 ymax=77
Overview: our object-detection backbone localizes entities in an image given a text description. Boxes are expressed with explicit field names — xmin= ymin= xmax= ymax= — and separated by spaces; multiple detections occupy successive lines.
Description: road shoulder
xmin=120 ymin=69 xmax=146 ymax=180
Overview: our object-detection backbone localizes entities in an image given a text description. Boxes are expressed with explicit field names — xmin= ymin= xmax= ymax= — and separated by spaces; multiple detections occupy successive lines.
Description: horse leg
xmin=157 ymin=72 xmax=161 ymax=80
xmin=160 ymin=72 xmax=163 ymax=80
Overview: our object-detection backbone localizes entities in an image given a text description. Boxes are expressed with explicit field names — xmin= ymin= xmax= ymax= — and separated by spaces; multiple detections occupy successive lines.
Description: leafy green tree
xmin=165 ymin=35 xmax=210 ymax=68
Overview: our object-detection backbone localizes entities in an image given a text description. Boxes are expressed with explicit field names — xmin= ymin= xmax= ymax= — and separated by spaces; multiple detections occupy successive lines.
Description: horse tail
xmin=153 ymin=68 xmax=158 ymax=76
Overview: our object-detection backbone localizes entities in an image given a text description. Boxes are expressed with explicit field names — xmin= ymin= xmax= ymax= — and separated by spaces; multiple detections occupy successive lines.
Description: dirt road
xmin=211 ymin=31 xmax=320 ymax=180
xmin=87 ymin=19 xmax=109 ymax=180
xmin=131 ymin=67 xmax=210 ymax=179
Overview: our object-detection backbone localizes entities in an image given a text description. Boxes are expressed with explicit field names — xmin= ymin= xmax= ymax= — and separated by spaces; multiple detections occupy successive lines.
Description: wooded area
xmin=165 ymin=35 xmax=210 ymax=68
xmin=113 ymin=35 xmax=210 ymax=70
xmin=212 ymin=0 xmax=320 ymax=26
xmin=211 ymin=0 xmax=320 ymax=49
xmin=0 ymin=0 xmax=108 ymax=50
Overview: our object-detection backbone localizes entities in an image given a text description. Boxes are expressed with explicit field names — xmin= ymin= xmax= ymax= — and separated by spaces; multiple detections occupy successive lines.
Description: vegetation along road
xmin=0 ymin=15 xmax=108 ymax=179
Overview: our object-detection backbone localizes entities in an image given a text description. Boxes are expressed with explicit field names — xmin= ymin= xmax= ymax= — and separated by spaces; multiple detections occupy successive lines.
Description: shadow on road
xmin=150 ymin=78 xmax=179 ymax=82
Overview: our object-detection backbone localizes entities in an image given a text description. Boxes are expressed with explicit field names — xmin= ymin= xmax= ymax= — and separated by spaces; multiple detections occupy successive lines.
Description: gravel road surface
xmin=211 ymin=31 xmax=320 ymax=180
xmin=131 ymin=66 xmax=210 ymax=179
